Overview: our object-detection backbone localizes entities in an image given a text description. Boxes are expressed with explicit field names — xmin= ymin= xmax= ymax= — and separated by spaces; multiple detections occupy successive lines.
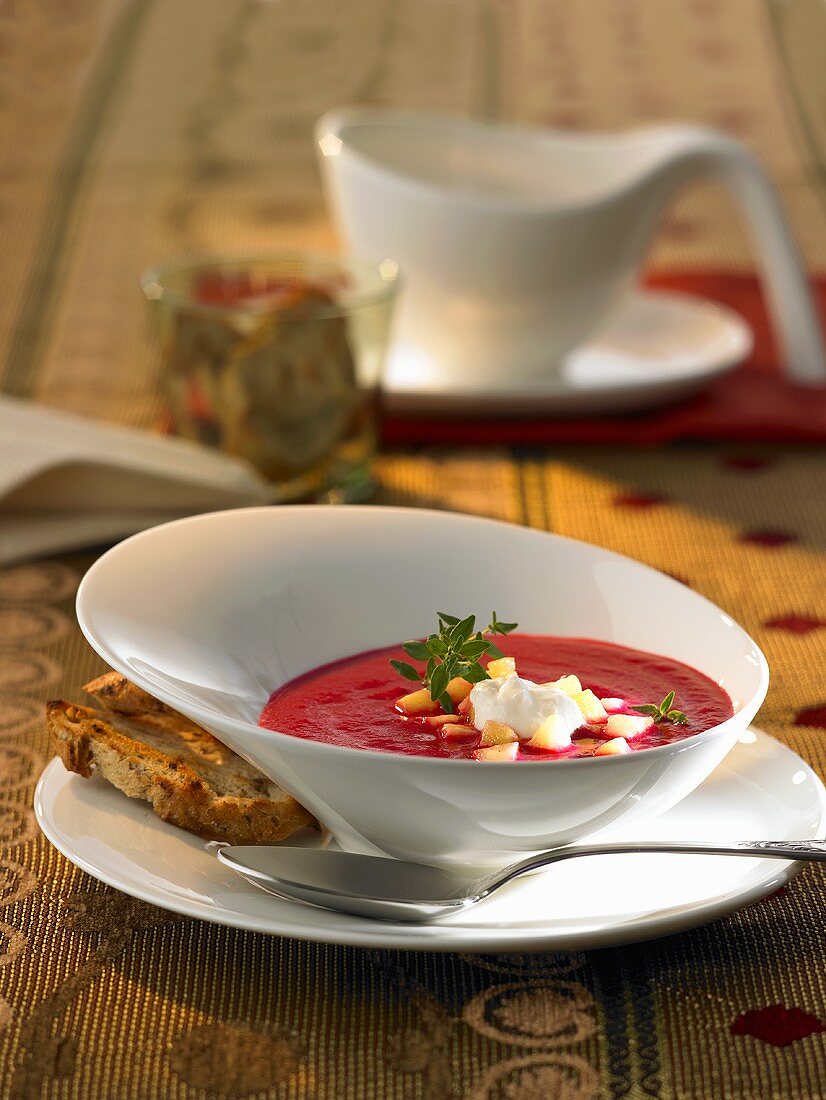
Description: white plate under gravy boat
xmin=35 ymin=727 xmax=826 ymax=952
xmin=382 ymin=289 xmax=753 ymax=418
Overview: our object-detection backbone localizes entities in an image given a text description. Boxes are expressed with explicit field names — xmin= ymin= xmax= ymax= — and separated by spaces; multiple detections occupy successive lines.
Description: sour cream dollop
xmin=469 ymin=673 xmax=583 ymax=740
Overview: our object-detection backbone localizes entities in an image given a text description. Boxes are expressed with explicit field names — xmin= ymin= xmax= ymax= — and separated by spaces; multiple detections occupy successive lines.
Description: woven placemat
xmin=2 ymin=0 xmax=825 ymax=1095
xmin=0 ymin=444 xmax=824 ymax=1099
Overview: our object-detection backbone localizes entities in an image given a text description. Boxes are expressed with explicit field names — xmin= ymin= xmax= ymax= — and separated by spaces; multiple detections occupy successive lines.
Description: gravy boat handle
xmin=640 ymin=126 xmax=825 ymax=385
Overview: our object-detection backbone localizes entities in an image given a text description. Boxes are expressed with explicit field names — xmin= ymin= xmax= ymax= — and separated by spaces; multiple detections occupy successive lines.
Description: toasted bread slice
xmin=46 ymin=695 xmax=316 ymax=844
xmin=83 ymin=672 xmax=183 ymax=719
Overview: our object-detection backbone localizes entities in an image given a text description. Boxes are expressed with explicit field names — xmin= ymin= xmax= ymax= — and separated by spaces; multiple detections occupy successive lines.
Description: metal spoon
xmin=217 ymin=838 xmax=826 ymax=923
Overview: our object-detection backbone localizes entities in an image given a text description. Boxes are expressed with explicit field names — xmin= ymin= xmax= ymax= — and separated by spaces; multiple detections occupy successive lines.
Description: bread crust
xmin=83 ymin=672 xmax=182 ymax=718
xmin=46 ymin=681 xmax=316 ymax=844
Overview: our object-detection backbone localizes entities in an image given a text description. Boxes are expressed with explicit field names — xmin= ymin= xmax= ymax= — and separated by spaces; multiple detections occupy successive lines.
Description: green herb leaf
xmin=390 ymin=660 xmax=421 ymax=683
xmin=487 ymin=612 xmax=518 ymax=635
xmin=633 ymin=691 xmax=689 ymax=725
xmin=430 ymin=663 xmax=450 ymax=702
xmin=390 ymin=611 xmax=519 ymax=708
xmin=667 ymin=709 xmax=689 ymax=726
xmin=437 ymin=611 xmax=460 ymax=626
xmin=450 ymin=615 xmax=476 ymax=644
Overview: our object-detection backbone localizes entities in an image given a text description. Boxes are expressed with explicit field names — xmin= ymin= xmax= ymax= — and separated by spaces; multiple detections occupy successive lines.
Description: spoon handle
xmin=581 ymin=839 xmax=826 ymax=860
xmin=484 ymin=838 xmax=826 ymax=896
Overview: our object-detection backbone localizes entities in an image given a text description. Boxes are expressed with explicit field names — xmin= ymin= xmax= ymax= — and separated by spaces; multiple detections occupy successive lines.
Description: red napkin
xmin=381 ymin=274 xmax=826 ymax=446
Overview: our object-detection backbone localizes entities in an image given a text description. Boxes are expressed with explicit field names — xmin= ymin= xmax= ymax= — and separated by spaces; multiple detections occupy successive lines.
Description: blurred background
xmin=3 ymin=0 xmax=825 ymax=427
xmin=3 ymin=7 xmax=826 ymax=1099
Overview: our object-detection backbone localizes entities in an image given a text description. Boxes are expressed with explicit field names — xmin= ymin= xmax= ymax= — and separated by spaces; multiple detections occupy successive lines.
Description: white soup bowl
xmin=76 ymin=507 xmax=768 ymax=868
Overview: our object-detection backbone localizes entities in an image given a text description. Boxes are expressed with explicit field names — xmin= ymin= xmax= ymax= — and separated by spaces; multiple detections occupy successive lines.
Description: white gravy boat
xmin=317 ymin=111 xmax=825 ymax=386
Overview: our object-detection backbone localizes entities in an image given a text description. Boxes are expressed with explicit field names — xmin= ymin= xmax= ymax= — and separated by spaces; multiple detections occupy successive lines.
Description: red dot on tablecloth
xmin=551 ymin=110 xmax=585 ymax=130
xmin=695 ymin=40 xmax=734 ymax=65
xmin=794 ymin=705 xmax=826 ymax=729
xmin=739 ymin=530 xmax=797 ymax=548
xmin=730 ymin=1005 xmax=825 ymax=1048
xmin=688 ymin=0 xmax=720 ymax=11
xmin=712 ymin=108 xmax=756 ymax=135
xmin=764 ymin=616 xmax=825 ymax=635
xmin=613 ymin=493 xmax=668 ymax=509
xmin=724 ymin=456 xmax=773 ymax=472
xmin=660 ymin=217 xmax=698 ymax=243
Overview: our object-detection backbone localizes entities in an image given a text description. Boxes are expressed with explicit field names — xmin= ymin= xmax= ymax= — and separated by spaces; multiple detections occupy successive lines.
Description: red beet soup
xmin=259 ymin=634 xmax=734 ymax=761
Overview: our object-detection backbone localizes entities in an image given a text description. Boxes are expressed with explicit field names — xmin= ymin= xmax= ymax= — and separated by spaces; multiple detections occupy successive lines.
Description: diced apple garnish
xmin=526 ymin=713 xmax=572 ymax=751
xmin=457 ymin=696 xmax=472 ymax=716
xmin=487 ymin=656 xmax=516 ymax=679
xmin=425 ymin=714 xmax=463 ymax=727
xmin=480 ymin=719 xmax=518 ymax=746
xmin=605 ymin=714 xmax=653 ymax=739
xmin=473 ymin=742 xmax=519 ymax=762
xmin=600 ymin=697 xmax=625 ymax=713
xmin=572 ymin=689 xmax=608 ymax=723
xmin=396 ymin=688 xmax=438 ymax=715
xmin=596 ymin=737 xmax=631 ymax=756
xmin=446 ymin=677 xmax=472 ymax=704
xmin=544 ymin=674 xmax=582 ymax=695
xmin=440 ymin=722 xmax=474 ymax=740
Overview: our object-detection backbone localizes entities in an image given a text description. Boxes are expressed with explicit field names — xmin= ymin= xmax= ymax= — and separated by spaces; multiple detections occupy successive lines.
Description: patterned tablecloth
xmin=1 ymin=2 xmax=826 ymax=1097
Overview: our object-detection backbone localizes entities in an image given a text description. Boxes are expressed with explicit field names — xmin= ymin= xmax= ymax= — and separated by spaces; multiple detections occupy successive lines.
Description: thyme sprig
xmin=390 ymin=611 xmax=518 ymax=712
xmin=633 ymin=690 xmax=689 ymax=725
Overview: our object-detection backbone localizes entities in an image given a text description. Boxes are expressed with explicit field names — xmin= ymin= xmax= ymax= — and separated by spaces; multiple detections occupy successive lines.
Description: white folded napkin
xmin=0 ymin=396 xmax=274 ymax=565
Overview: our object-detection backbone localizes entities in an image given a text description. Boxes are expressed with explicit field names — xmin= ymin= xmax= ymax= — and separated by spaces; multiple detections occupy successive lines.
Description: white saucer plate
xmin=382 ymin=290 xmax=753 ymax=418
xmin=35 ymin=727 xmax=825 ymax=953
